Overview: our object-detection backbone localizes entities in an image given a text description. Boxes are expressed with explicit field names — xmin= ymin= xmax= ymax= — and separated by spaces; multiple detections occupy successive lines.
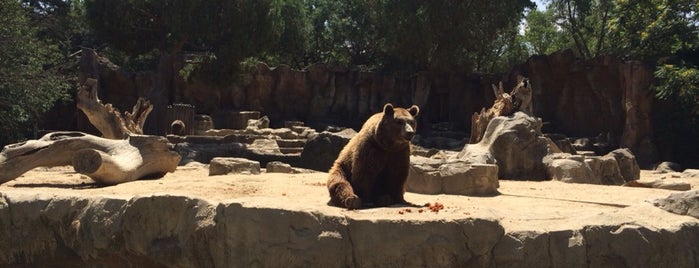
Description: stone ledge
xmin=1 ymin=167 xmax=698 ymax=267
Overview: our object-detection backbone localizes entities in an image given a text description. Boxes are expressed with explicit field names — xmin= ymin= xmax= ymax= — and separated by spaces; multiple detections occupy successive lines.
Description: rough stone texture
xmin=586 ymin=155 xmax=626 ymax=185
xmin=407 ymin=156 xmax=499 ymax=195
xmin=192 ymin=114 xmax=214 ymax=135
xmin=626 ymin=179 xmax=692 ymax=191
xmin=683 ymin=169 xmax=699 ymax=178
xmin=247 ymin=115 xmax=270 ymax=129
xmin=298 ymin=128 xmax=357 ymax=172
xmin=543 ymin=154 xmax=599 ymax=184
xmin=266 ymin=161 xmax=293 ymax=173
xmin=1 ymin=167 xmax=699 ymax=267
xmin=609 ymin=148 xmax=641 ymax=182
xmin=174 ymin=142 xmax=299 ymax=167
xmin=457 ymin=112 xmax=556 ymax=180
xmin=653 ymin=190 xmax=699 ymax=219
xmin=653 ymin=161 xmax=683 ymax=174
xmin=545 ymin=134 xmax=577 ymax=154
xmin=543 ymin=153 xmax=626 ymax=185
xmin=209 ymin=157 xmax=261 ymax=176
xmin=247 ymin=139 xmax=282 ymax=155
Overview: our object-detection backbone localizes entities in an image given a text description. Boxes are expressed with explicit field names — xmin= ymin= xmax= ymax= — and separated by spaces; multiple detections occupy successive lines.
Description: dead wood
xmin=0 ymin=132 xmax=180 ymax=185
xmin=77 ymin=78 xmax=153 ymax=139
xmin=469 ymin=82 xmax=515 ymax=144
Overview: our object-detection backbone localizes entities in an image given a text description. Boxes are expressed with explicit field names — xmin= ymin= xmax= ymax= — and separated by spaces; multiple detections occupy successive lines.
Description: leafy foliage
xmin=84 ymin=0 xmax=284 ymax=83
xmin=0 ymin=0 xmax=70 ymax=146
xmin=607 ymin=0 xmax=699 ymax=61
xmin=303 ymin=0 xmax=534 ymax=73
xmin=524 ymin=8 xmax=570 ymax=55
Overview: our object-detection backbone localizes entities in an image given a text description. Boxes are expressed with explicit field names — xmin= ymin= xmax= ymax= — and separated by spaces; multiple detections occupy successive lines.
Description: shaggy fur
xmin=327 ymin=103 xmax=419 ymax=209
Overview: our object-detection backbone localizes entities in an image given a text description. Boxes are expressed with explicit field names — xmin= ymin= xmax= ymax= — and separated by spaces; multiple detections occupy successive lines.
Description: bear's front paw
xmin=344 ymin=195 xmax=362 ymax=210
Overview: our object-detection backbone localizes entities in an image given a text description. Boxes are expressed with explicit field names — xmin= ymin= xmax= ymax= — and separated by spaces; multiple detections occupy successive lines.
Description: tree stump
xmin=469 ymin=82 xmax=515 ymax=144
xmin=0 ymin=132 xmax=181 ymax=185
xmin=77 ymin=78 xmax=153 ymax=139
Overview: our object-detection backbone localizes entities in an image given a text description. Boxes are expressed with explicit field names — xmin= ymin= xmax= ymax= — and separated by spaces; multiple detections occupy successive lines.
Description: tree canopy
xmin=0 ymin=0 xmax=71 ymax=145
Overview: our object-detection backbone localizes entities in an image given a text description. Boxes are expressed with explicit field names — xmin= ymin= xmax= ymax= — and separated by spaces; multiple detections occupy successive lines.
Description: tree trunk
xmin=0 ymin=132 xmax=180 ymax=185
xmin=76 ymin=78 xmax=153 ymax=139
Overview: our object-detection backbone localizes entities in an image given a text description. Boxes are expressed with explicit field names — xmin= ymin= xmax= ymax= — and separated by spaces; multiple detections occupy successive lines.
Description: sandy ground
xmin=1 ymin=165 xmax=697 ymax=232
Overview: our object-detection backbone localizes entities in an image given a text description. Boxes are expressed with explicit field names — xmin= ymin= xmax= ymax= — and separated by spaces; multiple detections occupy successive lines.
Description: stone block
xmin=266 ymin=161 xmax=293 ymax=173
xmin=407 ymin=157 xmax=499 ymax=195
xmin=209 ymin=157 xmax=260 ymax=176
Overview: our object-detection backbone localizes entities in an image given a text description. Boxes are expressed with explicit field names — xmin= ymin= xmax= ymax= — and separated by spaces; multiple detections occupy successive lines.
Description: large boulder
xmin=608 ymin=148 xmax=640 ymax=182
xmin=298 ymin=128 xmax=357 ymax=172
xmin=457 ymin=112 xmax=557 ymax=180
xmin=543 ymin=154 xmax=599 ymax=184
xmin=543 ymin=153 xmax=625 ymax=185
xmin=586 ymin=155 xmax=626 ymax=185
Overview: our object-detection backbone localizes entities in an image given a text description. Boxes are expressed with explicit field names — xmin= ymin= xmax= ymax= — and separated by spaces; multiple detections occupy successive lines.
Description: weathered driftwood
xmin=0 ymin=132 xmax=180 ymax=185
xmin=77 ymin=78 xmax=153 ymax=139
xmin=469 ymin=82 xmax=515 ymax=144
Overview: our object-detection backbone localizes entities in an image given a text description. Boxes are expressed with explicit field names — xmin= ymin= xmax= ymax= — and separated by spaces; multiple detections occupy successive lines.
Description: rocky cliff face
xmin=73 ymin=49 xmax=656 ymax=166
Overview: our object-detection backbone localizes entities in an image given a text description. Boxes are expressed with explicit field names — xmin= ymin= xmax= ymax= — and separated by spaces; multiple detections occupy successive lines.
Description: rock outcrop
xmin=457 ymin=112 xmax=557 ymax=180
xmin=298 ymin=129 xmax=357 ymax=172
xmin=653 ymin=190 xmax=699 ymax=219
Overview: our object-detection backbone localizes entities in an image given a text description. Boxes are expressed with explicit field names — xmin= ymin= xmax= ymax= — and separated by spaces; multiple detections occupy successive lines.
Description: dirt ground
xmin=1 ymin=165 xmax=697 ymax=232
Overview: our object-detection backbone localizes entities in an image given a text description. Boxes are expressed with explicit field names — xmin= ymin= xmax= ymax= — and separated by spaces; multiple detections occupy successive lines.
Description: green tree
xmin=305 ymin=0 xmax=380 ymax=68
xmin=84 ymin=0 xmax=285 ymax=84
xmin=304 ymin=0 xmax=534 ymax=73
xmin=524 ymin=8 xmax=569 ymax=55
xmin=262 ymin=0 xmax=311 ymax=68
xmin=375 ymin=0 xmax=535 ymax=73
xmin=607 ymin=0 xmax=698 ymax=61
xmin=548 ymin=0 xmax=614 ymax=59
xmin=0 ymin=0 xmax=70 ymax=145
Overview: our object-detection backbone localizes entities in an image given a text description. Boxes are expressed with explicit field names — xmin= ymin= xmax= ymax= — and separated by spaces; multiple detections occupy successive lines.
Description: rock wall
xmin=74 ymin=49 xmax=656 ymax=165
xmin=2 ymin=192 xmax=698 ymax=267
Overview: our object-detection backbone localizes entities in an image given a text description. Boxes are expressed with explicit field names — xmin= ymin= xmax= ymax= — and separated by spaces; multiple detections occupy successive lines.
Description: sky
xmin=534 ymin=0 xmax=547 ymax=11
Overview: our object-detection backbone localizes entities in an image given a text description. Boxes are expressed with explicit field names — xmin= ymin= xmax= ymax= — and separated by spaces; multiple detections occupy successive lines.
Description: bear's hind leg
xmin=328 ymin=173 xmax=362 ymax=209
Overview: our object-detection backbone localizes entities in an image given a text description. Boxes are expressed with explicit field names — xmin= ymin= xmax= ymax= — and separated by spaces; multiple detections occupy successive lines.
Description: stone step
xmin=280 ymin=147 xmax=304 ymax=155
xmin=276 ymin=139 xmax=307 ymax=148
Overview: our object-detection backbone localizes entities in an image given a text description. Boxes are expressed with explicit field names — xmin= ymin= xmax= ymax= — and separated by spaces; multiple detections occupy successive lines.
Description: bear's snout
xmin=403 ymin=124 xmax=415 ymax=140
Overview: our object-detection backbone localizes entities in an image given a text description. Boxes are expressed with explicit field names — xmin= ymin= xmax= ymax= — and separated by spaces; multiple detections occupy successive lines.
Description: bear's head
xmin=375 ymin=103 xmax=420 ymax=150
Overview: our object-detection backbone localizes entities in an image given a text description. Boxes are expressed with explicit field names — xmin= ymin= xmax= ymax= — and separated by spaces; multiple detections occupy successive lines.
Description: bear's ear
xmin=383 ymin=103 xmax=394 ymax=116
xmin=408 ymin=105 xmax=419 ymax=117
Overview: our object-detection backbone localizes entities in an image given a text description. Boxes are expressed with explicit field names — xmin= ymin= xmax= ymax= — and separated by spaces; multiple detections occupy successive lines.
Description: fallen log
xmin=0 ymin=132 xmax=180 ymax=185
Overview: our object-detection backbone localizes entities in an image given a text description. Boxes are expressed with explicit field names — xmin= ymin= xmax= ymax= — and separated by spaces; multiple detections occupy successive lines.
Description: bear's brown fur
xmin=327 ymin=103 xmax=419 ymax=209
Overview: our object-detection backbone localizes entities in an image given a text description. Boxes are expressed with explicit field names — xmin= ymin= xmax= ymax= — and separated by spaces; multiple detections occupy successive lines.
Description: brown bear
xmin=327 ymin=103 xmax=419 ymax=209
